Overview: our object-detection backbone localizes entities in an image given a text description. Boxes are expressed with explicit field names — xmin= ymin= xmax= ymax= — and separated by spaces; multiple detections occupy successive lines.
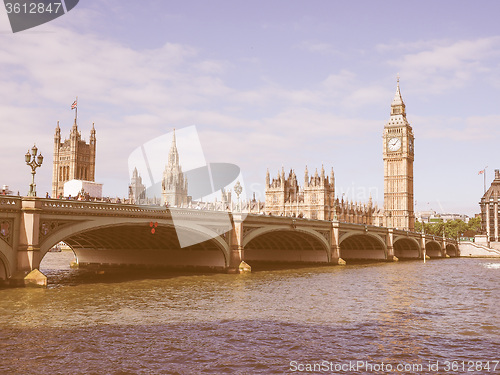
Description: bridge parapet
xmin=0 ymin=196 xmax=21 ymax=211
xmin=40 ymin=199 xmax=167 ymax=215
xmin=38 ymin=199 xmax=234 ymax=221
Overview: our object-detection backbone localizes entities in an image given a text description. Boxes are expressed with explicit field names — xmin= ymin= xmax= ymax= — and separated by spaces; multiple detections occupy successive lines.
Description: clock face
xmin=388 ymin=137 xmax=401 ymax=151
xmin=409 ymin=138 xmax=414 ymax=153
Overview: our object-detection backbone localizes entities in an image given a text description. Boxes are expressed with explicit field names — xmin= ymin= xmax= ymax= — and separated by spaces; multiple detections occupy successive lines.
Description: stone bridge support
xmin=331 ymin=220 xmax=342 ymax=265
xmin=386 ymin=228 xmax=396 ymax=261
xmin=420 ymin=233 xmax=427 ymax=260
xmin=228 ymin=215 xmax=244 ymax=273
xmin=13 ymin=198 xmax=47 ymax=286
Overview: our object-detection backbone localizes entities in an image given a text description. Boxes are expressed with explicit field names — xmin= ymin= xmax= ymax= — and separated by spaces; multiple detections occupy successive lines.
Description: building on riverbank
xmin=480 ymin=169 xmax=500 ymax=244
xmin=52 ymin=119 xmax=96 ymax=199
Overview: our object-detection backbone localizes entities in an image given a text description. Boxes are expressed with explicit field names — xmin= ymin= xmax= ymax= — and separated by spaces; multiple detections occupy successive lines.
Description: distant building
xmin=416 ymin=210 xmax=469 ymax=223
xmin=480 ymin=169 xmax=500 ymax=242
xmin=128 ymin=167 xmax=146 ymax=204
xmin=439 ymin=213 xmax=470 ymax=223
xmin=52 ymin=119 xmax=96 ymax=198
xmin=415 ymin=210 xmax=437 ymax=223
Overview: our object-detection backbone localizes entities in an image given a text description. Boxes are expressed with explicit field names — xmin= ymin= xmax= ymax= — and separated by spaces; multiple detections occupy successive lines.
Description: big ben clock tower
xmin=383 ymin=77 xmax=415 ymax=231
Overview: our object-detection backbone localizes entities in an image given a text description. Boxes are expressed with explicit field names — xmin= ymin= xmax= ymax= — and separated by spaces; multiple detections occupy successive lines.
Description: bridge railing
xmin=41 ymin=199 xmax=166 ymax=214
xmin=39 ymin=199 xmax=234 ymax=221
xmin=0 ymin=196 xmax=21 ymax=211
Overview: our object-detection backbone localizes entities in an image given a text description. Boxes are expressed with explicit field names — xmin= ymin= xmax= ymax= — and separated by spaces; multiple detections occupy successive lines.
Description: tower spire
xmin=168 ymin=128 xmax=179 ymax=167
xmin=391 ymin=74 xmax=406 ymax=116
xmin=55 ymin=121 xmax=61 ymax=138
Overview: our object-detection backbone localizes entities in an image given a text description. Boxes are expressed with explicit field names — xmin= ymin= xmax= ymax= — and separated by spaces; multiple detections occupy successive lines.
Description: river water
xmin=0 ymin=252 xmax=498 ymax=374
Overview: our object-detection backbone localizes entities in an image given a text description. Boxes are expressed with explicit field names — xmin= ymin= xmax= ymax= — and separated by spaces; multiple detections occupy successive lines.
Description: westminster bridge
xmin=0 ymin=196 xmax=459 ymax=286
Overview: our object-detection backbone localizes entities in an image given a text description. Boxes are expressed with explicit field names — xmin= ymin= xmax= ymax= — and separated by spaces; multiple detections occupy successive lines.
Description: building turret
xmin=129 ymin=167 xmax=146 ymax=204
xmin=54 ymin=121 xmax=61 ymax=141
xmin=88 ymin=123 xmax=96 ymax=181
xmin=52 ymin=121 xmax=61 ymax=197
xmin=90 ymin=122 xmax=96 ymax=142
xmin=70 ymin=117 xmax=80 ymax=139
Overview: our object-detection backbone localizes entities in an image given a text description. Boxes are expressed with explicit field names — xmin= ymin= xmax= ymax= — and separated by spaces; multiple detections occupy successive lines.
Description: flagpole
xmin=75 ymin=96 xmax=78 ymax=124
xmin=484 ymin=166 xmax=488 ymax=194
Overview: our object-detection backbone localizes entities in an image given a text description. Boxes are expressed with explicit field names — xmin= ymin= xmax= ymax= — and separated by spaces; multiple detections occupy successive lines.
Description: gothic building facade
xmin=480 ymin=169 xmax=500 ymax=242
xmin=265 ymin=167 xmax=384 ymax=225
xmin=52 ymin=119 xmax=96 ymax=198
xmin=161 ymin=130 xmax=190 ymax=207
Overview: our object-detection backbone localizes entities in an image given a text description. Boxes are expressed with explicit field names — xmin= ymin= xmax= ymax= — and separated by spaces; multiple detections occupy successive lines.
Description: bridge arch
xmin=393 ymin=237 xmax=421 ymax=259
xmin=243 ymin=225 xmax=331 ymax=264
xmin=0 ymin=251 xmax=9 ymax=282
xmin=0 ymin=240 xmax=12 ymax=281
xmin=38 ymin=218 xmax=230 ymax=271
xmin=425 ymin=241 xmax=443 ymax=258
xmin=445 ymin=243 xmax=458 ymax=257
xmin=339 ymin=232 xmax=387 ymax=261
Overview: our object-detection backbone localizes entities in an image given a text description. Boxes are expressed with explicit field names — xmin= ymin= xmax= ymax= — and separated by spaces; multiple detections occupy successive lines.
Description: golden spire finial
xmin=397 ymin=73 xmax=400 ymax=86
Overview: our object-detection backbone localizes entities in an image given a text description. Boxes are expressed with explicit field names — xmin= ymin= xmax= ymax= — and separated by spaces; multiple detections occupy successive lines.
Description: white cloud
xmin=415 ymin=114 xmax=500 ymax=141
xmin=384 ymin=37 xmax=500 ymax=93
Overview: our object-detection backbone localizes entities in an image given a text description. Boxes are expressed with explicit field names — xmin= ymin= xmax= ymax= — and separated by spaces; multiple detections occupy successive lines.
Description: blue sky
xmin=1 ymin=0 xmax=499 ymax=216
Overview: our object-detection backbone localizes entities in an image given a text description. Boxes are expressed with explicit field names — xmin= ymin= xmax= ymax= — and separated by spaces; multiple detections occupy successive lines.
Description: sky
xmin=1 ymin=0 xmax=499 ymax=216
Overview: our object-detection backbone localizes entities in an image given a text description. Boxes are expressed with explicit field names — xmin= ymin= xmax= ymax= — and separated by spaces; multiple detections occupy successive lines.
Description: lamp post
xmin=25 ymin=144 xmax=43 ymax=197
xmin=234 ymin=180 xmax=242 ymax=212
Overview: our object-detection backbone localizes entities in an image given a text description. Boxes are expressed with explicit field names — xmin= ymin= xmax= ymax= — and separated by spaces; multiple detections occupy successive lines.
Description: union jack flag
xmin=71 ymin=100 xmax=77 ymax=109
xmin=478 ymin=170 xmax=485 ymax=175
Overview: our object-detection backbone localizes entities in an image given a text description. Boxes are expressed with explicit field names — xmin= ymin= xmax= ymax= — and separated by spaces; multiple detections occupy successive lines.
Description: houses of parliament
xmin=51 ymin=79 xmax=416 ymax=231
xmin=265 ymin=78 xmax=415 ymax=231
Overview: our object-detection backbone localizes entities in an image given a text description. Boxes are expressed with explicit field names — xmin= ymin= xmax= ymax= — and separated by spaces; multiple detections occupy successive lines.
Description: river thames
xmin=0 ymin=252 xmax=498 ymax=374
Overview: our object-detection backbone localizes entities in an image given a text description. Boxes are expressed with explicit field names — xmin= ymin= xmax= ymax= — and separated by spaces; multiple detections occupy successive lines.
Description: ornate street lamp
xmin=234 ymin=180 xmax=242 ymax=212
xmin=25 ymin=144 xmax=43 ymax=197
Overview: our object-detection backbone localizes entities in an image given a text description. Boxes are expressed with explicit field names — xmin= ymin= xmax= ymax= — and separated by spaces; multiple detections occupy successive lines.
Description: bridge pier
xmin=227 ymin=215 xmax=245 ymax=273
xmin=419 ymin=233 xmax=426 ymax=260
xmin=12 ymin=198 xmax=47 ymax=287
xmin=386 ymin=228 xmax=398 ymax=261
xmin=331 ymin=220 xmax=345 ymax=265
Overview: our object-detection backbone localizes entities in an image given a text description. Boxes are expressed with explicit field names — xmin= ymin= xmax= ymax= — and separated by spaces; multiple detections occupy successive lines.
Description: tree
xmin=414 ymin=217 xmax=481 ymax=238
xmin=467 ymin=217 xmax=481 ymax=232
